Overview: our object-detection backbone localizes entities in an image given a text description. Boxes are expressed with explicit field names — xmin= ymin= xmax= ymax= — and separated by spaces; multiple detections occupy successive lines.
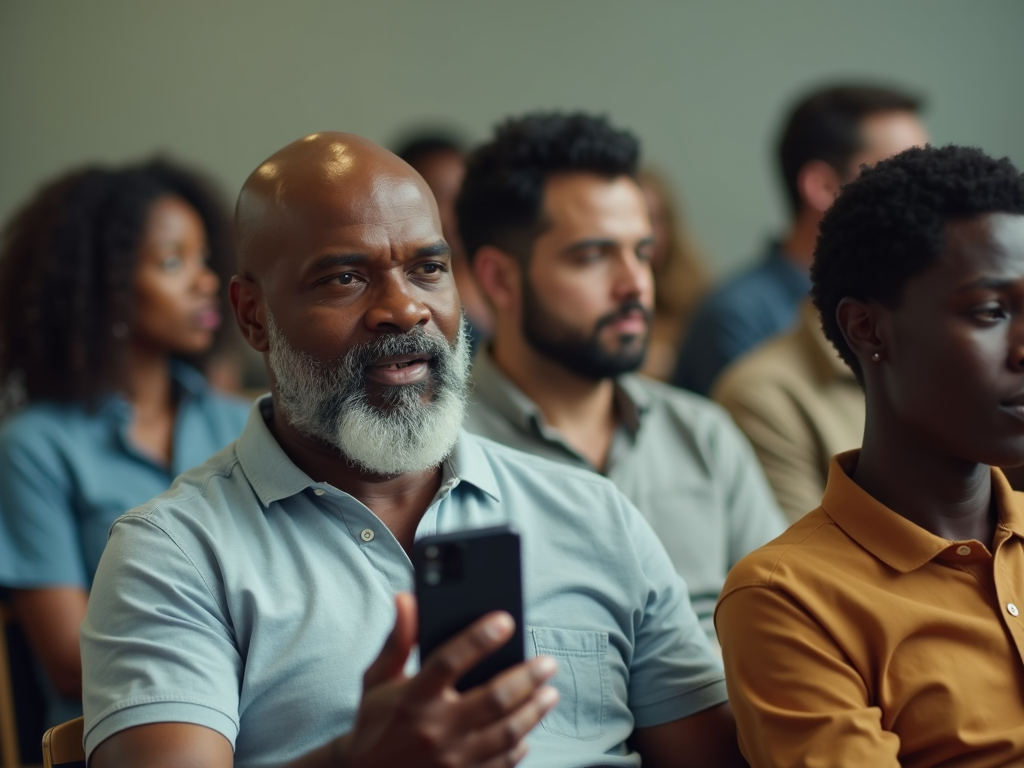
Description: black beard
xmin=521 ymin=281 xmax=649 ymax=381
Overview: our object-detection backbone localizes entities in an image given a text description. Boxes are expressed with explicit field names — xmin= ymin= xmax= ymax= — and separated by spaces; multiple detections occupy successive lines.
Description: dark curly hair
xmin=778 ymin=83 xmax=923 ymax=216
xmin=394 ymin=130 xmax=466 ymax=169
xmin=811 ymin=144 xmax=1024 ymax=383
xmin=0 ymin=158 xmax=234 ymax=410
xmin=456 ymin=112 xmax=640 ymax=263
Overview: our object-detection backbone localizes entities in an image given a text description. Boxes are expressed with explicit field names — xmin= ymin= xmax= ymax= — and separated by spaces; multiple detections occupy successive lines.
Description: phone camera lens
xmin=425 ymin=545 xmax=439 ymax=560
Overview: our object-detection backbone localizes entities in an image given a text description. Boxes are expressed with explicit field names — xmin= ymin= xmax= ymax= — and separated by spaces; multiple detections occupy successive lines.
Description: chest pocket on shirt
xmin=527 ymin=626 xmax=608 ymax=741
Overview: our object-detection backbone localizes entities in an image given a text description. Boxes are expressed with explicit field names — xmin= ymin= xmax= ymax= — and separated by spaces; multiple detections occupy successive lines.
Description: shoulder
xmin=192 ymin=387 xmax=253 ymax=425
xmin=0 ymin=401 xmax=94 ymax=457
xmin=459 ymin=432 xmax=641 ymax=540
xmin=698 ymin=260 xmax=795 ymax=319
xmin=631 ymin=375 xmax=753 ymax=447
xmin=719 ymin=508 xmax=843 ymax=593
xmin=713 ymin=332 xmax=809 ymax=403
xmin=466 ymin=431 xmax=622 ymax=495
xmin=463 ymin=396 xmax=517 ymax=436
xmin=117 ymin=442 xmax=245 ymax=535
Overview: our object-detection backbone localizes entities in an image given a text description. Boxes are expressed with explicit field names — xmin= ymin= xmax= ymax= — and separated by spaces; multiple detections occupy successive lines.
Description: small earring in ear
xmin=871 ymin=352 xmax=881 ymax=362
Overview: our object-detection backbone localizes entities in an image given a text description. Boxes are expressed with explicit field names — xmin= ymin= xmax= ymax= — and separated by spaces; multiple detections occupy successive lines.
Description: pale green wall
xmin=1 ymin=0 xmax=1022 ymax=276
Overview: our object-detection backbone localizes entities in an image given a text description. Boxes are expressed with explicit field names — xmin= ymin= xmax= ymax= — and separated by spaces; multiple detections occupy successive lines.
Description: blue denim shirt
xmin=673 ymin=243 xmax=811 ymax=395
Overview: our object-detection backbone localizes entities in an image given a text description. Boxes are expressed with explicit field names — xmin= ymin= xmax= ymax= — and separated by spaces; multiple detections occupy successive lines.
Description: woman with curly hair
xmin=716 ymin=145 xmax=1024 ymax=766
xmin=0 ymin=160 xmax=250 ymax=726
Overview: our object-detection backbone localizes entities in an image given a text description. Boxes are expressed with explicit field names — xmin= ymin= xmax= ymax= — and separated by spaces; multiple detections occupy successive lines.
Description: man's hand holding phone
xmin=334 ymin=593 xmax=559 ymax=768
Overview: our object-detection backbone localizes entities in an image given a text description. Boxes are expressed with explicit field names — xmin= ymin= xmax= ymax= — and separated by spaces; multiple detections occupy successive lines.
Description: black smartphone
xmin=414 ymin=525 xmax=524 ymax=692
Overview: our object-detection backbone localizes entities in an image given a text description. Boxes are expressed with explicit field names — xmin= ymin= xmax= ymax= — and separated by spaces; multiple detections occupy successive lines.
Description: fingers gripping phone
xmin=414 ymin=525 xmax=525 ymax=692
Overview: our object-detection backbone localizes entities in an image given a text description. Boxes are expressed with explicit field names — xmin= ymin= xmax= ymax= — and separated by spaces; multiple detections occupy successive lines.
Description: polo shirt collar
xmin=168 ymin=359 xmax=210 ymax=399
xmin=822 ymin=450 xmax=1024 ymax=572
xmin=446 ymin=432 xmax=502 ymax=502
xmin=236 ymin=397 xmax=317 ymax=506
xmin=236 ymin=395 xmax=502 ymax=507
xmin=470 ymin=345 xmax=650 ymax=438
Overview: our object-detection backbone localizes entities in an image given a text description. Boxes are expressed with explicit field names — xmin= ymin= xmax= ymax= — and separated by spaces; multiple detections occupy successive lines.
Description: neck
xmin=491 ymin=331 xmax=618 ymax=470
xmin=121 ymin=344 xmax=177 ymax=466
xmin=123 ymin=345 xmax=173 ymax=415
xmin=267 ymin=395 xmax=441 ymax=554
xmin=780 ymin=208 xmax=822 ymax=270
xmin=855 ymin=401 xmax=996 ymax=545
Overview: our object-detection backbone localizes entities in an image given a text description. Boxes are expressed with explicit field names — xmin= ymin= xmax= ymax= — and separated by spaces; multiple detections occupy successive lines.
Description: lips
xmin=194 ymin=307 xmax=221 ymax=331
xmin=609 ymin=311 xmax=648 ymax=334
xmin=364 ymin=352 xmax=433 ymax=386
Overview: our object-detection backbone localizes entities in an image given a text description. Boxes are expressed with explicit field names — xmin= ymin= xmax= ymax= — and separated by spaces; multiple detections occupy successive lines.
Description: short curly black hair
xmin=0 ymin=158 xmax=234 ymax=410
xmin=811 ymin=144 xmax=1024 ymax=383
xmin=456 ymin=112 xmax=639 ymax=263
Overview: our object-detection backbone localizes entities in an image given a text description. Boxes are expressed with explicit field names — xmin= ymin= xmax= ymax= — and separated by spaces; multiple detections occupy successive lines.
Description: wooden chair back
xmin=41 ymin=716 xmax=84 ymax=768
xmin=0 ymin=602 xmax=19 ymax=768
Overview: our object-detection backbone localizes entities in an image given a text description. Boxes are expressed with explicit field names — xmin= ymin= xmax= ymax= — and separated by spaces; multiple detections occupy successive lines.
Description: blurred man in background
xmin=396 ymin=131 xmax=493 ymax=350
xmin=458 ymin=111 xmax=787 ymax=643
xmin=673 ymin=83 xmax=928 ymax=395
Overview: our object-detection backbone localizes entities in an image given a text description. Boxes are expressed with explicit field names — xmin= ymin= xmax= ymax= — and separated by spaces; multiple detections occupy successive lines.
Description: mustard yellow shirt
xmin=716 ymin=451 xmax=1024 ymax=768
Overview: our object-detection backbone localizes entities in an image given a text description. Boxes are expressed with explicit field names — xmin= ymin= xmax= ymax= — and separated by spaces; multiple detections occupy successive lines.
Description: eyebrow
xmin=304 ymin=241 xmax=451 ymax=275
xmin=564 ymin=236 xmax=656 ymax=254
xmin=305 ymin=253 xmax=369 ymax=274
xmin=414 ymin=240 xmax=452 ymax=259
xmin=956 ymin=276 xmax=1020 ymax=293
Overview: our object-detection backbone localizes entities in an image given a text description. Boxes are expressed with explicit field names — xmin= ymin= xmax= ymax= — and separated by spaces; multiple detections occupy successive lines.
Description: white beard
xmin=266 ymin=311 xmax=470 ymax=476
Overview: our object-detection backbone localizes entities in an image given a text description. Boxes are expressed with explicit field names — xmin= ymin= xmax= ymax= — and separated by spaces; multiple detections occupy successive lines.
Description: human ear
xmin=797 ymin=160 xmax=843 ymax=215
xmin=472 ymin=245 xmax=522 ymax=315
xmin=230 ymin=275 xmax=270 ymax=353
xmin=836 ymin=297 xmax=884 ymax=366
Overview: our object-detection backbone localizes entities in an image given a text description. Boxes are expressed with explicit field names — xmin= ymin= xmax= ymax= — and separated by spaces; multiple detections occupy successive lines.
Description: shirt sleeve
xmin=716 ymin=584 xmax=901 ymax=768
xmin=714 ymin=375 xmax=826 ymax=524
xmin=701 ymin=404 xmax=788 ymax=565
xmin=0 ymin=419 xmax=88 ymax=588
xmin=81 ymin=513 xmax=242 ymax=759
xmin=623 ymin=495 xmax=729 ymax=728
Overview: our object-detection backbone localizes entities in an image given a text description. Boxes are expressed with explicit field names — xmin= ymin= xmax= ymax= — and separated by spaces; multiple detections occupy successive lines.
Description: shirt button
xmin=313 ymin=489 xmax=325 ymax=496
xmin=1009 ymin=603 xmax=1020 ymax=617
xmin=956 ymin=545 xmax=971 ymax=556
xmin=360 ymin=529 xmax=375 ymax=542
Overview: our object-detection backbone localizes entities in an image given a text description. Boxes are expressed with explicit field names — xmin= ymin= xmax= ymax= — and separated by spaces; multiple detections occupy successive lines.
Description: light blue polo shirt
xmin=0 ymin=361 xmax=250 ymax=725
xmin=81 ymin=397 xmax=727 ymax=767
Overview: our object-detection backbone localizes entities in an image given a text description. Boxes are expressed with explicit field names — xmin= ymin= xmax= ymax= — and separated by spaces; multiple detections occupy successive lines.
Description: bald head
xmin=235 ymin=132 xmax=440 ymax=278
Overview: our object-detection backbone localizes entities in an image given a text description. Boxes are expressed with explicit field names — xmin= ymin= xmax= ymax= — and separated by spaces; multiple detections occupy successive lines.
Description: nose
xmin=613 ymin=250 xmax=652 ymax=302
xmin=364 ymin=271 xmax=431 ymax=333
xmin=1011 ymin=315 xmax=1024 ymax=372
xmin=194 ymin=260 xmax=220 ymax=297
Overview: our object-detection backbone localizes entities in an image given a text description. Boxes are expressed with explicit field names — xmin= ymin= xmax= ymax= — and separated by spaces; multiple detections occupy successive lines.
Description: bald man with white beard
xmin=79 ymin=132 xmax=744 ymax=768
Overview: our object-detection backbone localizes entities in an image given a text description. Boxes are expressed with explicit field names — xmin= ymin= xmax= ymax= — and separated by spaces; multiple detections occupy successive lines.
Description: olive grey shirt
xmin=465 ymin=349 xmax=787 ymax=640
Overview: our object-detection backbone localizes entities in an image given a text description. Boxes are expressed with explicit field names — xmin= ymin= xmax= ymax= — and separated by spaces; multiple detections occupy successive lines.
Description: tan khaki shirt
xmin=713 ymin=299 xmax=865 ymax=522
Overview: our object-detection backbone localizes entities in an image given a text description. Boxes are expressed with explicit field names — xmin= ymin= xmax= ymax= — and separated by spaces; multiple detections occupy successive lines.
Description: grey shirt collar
xmin=236 ymin=395 xmax=502 ymax=507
